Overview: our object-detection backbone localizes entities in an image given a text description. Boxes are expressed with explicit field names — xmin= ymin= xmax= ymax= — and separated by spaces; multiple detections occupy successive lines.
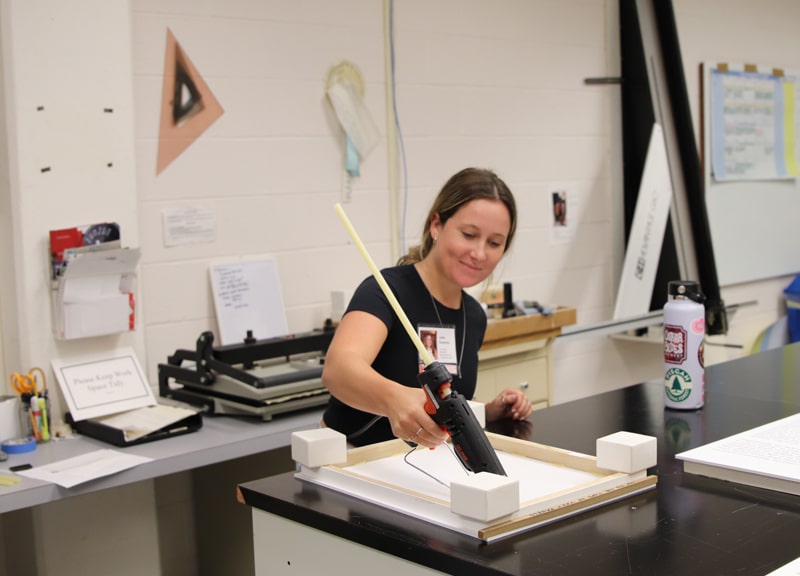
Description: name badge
xmin=418 ymin=324 xmax=458 ymax=375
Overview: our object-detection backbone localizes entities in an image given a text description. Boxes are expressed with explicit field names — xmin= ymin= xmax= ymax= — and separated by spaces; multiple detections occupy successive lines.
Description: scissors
xmin=10 ymin=367 xmax=46 ymax=398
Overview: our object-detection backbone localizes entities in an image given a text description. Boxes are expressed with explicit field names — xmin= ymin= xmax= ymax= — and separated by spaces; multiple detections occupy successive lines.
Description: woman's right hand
xmin=386 ymin=385 xmax=448 ymax=449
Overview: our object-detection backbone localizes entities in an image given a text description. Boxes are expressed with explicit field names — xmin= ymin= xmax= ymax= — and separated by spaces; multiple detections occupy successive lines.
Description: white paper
xmin=51 ymin=348 xmax=155 ymax=421
xmin=62 ymin=275 xmax=122 ymax=302
xmin=93 ymin=404 xmax=197 ymax=442
xmin=55 ymin=247 xmax=139 ymax=339
xmin=162 ymin=205 xmax=216 ymax=247
xmin=16 ymin=449 xmax=152 ymax=488
xmin=766 ymin=556 xmax=800 ymax=576
xmin=63 ymin=295 xmax=131 ymax=339
xmin=62 ymin=247 xmax=140 ymax=279
xmin=677 ymin=412 xmax=800 ymax=482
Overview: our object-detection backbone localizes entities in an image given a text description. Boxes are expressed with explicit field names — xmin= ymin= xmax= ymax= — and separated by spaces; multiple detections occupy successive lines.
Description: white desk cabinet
xmin=476 ymin=308 xmax=576 ymax=409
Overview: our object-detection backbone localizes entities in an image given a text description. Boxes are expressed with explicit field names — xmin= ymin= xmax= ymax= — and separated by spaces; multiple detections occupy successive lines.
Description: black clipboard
xmin=65 ymin=406 xmax=202 ymax=447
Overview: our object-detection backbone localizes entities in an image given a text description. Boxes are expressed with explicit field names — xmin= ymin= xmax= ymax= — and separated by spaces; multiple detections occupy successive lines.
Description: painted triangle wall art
xmin=157 ymin=28 xmax=224 ymax=175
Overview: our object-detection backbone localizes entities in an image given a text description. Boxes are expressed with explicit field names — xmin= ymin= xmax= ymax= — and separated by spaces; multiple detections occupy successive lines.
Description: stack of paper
xmin=676 ymin=412 xmax=800 ymax=496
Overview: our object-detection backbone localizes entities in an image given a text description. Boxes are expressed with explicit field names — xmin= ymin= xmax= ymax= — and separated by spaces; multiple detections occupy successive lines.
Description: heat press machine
xmin=158 ymin=326 xmax=335 ymax=421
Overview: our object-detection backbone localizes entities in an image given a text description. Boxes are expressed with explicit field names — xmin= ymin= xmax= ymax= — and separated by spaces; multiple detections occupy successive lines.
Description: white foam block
xmin=292 ymin=428 xmax=347 ymax=468
xmin=596 ymin=431 xmax=657 ymax=473
xmin=450 ymin=472 xmax=519 ymax=522
xmin=468 ymin=400 xmax=486 ymax=428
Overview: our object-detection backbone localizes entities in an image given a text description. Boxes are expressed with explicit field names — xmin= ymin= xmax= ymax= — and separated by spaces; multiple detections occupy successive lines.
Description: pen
xmin=29 ymin=396 xmax=42 ymax=442
xmin=28 ymin=411 xmax=40 ymax=441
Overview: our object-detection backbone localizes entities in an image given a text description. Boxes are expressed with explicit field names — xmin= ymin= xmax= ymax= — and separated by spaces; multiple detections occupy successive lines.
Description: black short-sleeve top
xmin=322 ymin=265 xmax=487 ymax=446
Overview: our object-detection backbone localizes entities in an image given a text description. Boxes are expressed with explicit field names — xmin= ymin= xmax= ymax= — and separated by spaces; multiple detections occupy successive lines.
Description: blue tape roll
xmin=1 ymin=437 xmax=37 ymax=454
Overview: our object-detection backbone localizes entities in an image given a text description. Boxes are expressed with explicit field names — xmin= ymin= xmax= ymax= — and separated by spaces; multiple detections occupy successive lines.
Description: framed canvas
xmin=296 ymin=432 xmax=657 ymax=542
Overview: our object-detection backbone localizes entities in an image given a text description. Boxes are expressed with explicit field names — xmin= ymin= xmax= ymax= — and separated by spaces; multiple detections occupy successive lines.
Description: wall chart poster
xmin=709 ymin=67 xmax=800 ymax=181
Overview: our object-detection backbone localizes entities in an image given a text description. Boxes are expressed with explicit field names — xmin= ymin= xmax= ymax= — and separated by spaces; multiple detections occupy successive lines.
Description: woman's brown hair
xmin=397 ymin=167 xmax=517 ymax=265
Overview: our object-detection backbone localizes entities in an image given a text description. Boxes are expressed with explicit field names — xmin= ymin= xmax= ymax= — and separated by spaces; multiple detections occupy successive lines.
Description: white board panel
xmin=614 ymin=123 xmax=673 ymax=319
xmin=209 ymin=257 xmax=288 ymax=345
xmin=703 ymin=62 xmax=800 ymax=286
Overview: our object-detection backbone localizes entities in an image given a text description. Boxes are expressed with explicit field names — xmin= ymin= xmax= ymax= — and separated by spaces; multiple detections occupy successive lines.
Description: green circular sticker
xmin=665 ymin=367 xmax=692 ymax=403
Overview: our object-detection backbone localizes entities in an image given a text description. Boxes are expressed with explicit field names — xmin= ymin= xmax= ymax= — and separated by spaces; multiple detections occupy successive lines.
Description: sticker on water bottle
xmin=665 ymin=367 xmax=693 ymax=403
xmin=664 ymin=324 xmax=687 ymax=364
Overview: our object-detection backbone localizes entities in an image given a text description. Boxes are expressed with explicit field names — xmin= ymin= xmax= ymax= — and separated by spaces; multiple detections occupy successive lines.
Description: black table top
xmin=239 ymin=342 xmax=800 ymax=576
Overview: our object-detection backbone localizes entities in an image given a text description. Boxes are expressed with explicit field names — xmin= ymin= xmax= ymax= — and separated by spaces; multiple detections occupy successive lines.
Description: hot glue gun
xmin=418 ymin=361 xmax=507 ymax=476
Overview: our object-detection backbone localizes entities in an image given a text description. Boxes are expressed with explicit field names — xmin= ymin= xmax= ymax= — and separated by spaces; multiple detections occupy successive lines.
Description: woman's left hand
xmin=484 ymin=388 xmax=533 ymax=422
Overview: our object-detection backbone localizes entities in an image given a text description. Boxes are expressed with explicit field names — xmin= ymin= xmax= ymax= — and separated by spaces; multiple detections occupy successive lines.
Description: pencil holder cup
xmin=20 ymin=394 xmax=51 ymax=443
xmin=19 ymin=396 xmax=34 ymax=440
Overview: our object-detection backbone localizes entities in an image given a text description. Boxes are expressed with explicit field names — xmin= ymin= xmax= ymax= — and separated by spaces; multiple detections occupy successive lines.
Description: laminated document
xmin=53 ymin=349 xmax=202 ymax=446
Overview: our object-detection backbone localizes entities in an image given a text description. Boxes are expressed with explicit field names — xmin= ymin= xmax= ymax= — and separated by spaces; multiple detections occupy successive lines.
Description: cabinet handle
xmin=519 ymin=381 xmax=529 ymax=389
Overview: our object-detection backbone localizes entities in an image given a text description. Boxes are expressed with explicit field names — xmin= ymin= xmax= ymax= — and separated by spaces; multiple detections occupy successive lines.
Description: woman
xmin=322 ymin=167 xmax=533 ymax=448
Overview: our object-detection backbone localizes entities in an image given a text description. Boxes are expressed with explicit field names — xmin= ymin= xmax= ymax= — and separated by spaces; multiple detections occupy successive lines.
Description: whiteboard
xmin=209 ymin=257 xmax=288 ymax=345
xmin=703 ymin=62 xmax=800 ymax=286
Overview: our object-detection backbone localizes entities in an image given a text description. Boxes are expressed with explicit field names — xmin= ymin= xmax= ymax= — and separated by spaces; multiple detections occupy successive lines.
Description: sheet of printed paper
xmin=16 ymin=449 xmax=152 ymax=488
xmin=677 ymin=412 xmax=800 ymax=482
xmin=51 ymin=348 xmax=155 ymax=421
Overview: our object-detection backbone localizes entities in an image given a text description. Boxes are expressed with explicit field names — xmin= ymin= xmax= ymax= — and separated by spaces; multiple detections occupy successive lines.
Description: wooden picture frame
xmin=296 ymin=432 xmax=657 ymax=542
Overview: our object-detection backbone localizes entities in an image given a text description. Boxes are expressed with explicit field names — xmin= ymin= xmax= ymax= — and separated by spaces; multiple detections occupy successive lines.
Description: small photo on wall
xmin=552 ymin=190 xmax=567 ymax=226
xmin=549 ymin=187 xmax=576 ymax=244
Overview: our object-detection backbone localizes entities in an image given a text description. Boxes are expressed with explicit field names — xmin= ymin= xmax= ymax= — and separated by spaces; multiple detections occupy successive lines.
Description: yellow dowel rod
xmin=334 ymin=203 xmax=433 ymax=366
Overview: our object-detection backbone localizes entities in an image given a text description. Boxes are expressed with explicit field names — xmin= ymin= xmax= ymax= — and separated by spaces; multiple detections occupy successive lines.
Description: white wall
xmin=131 ymin=0 xmax=641 ymax=408
xmin=553 ymin=0 xmax=800 ymax=404
xmin=0 ymin=0 xmax=792 ymax=428
xmin=6 ymin=0 xmax=785 ymax=422
xmin=674 ymin=0 xmax=798 ymax=360
xmin=129 ymin=0 xmax=795 ymax=408
xmin=0 ymin=0 xmax=143 ymax=407
xmin=0 ymin=2 xmax=155 ymax=575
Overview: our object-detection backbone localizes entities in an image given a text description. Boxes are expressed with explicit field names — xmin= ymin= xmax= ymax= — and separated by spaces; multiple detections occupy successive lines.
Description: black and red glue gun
xmin=418 ymin=361 xmax=507 ymax=476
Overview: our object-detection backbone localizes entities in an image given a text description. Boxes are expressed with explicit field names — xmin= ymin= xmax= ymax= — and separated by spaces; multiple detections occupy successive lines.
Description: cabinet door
xmin=476 ymin=354 xmax=549 ymax=408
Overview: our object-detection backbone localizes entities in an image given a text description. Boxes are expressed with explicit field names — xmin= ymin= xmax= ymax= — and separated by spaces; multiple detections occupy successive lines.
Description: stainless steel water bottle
xmin=663 ymin=280 xmax=705 ymax=410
